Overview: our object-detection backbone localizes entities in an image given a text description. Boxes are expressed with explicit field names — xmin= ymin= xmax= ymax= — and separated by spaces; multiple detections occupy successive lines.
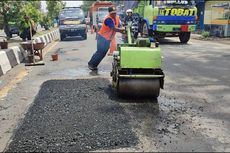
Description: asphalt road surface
xmin=0 ymin=33 xmax=230 ymax=152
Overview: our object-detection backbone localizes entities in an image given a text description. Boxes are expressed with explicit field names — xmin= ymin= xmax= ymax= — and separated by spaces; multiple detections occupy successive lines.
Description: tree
xmin=29 ymin=1 xmax=41 ymax=10
xmin=46 ymin=1 xmax=65 ymax=20
xmin=19 ymin=3 xmax=42 ymax=23
xmin=0 ymin=1 xmax=42 ymax=39
xmin=81 ymin=1 xmax=96 ymax=14
xmin=0 ymin=1 xmax=24 ymax=39
xmin=40 ymin=14 xmax=52 ymax=30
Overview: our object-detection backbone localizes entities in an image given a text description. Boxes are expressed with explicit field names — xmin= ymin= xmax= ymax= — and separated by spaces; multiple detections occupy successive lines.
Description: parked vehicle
xmin=8 ymin=22 xmax=19 ymax=38
xmin=59 ymin=7 xmax=87 ymax=40
xmin=96 ymin=7 xmax=108 ymax=31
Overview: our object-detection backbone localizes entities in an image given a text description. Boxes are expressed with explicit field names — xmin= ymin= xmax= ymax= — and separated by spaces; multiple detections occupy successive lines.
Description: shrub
xmin=40 ymin=14 xmax=52 ymax=30
xmin=201 ymin=31 xmax=210 ymax=38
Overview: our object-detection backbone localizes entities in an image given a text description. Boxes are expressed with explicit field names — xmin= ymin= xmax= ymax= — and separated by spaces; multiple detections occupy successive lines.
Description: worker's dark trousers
xmin=88 ymin=34 xmax=111 ymax=67
xmin=20 ymin=28 xmax=31 ymax=41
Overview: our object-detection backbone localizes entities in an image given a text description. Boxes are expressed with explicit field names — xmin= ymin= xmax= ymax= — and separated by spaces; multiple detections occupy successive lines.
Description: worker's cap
xmin=108 ymin=7 xmax=117 ymax=14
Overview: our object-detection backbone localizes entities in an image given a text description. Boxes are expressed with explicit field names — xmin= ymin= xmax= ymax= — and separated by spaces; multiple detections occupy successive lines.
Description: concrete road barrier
xmin=0 ymin=51 xmax=11 ymax=75
xmin=10 ymin=46 xmax=24 ymax=64
xmin=0 ymin=29 xmax=59 ymax=76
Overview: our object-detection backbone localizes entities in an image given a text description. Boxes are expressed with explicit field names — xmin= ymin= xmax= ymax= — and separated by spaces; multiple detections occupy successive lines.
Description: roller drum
xmin=118 ymin=78 xmax=160 ymax=98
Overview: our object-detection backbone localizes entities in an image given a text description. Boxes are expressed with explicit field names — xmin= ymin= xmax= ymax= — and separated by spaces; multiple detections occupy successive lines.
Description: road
xmin=0 ymin=33 xmax=229 ymax=152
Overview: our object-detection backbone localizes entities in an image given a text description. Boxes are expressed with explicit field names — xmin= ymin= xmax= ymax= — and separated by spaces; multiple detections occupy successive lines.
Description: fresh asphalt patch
xmin=6 ymin=78 xmax=138 ymax=152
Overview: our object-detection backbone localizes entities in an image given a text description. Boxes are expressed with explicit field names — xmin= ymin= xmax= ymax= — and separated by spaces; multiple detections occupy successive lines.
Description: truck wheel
xmin=179 ymin=32 xmax=190 ymax=43
xmin=141 ymin=22 xmax=149 ymax=37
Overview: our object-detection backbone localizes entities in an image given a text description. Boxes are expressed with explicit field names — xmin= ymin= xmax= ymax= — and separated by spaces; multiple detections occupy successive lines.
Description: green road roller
xmin=111 ymin=23 xmax=164 ymax=98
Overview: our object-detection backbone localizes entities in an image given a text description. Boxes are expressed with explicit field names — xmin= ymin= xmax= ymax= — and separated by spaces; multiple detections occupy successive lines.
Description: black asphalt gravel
xmin=6 ymin=78 xmax=138 ymax=152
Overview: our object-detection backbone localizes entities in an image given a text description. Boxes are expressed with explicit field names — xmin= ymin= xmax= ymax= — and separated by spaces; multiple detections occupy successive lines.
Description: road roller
xmin=110 ymin=24 xmax=164 ymax=98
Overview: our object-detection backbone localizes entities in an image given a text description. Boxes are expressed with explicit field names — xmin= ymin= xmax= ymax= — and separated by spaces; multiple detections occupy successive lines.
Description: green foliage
xmin=0 ymin=1 xmax=24 ymax=37
xmin=0 ymin=1 xmax=42 ymax=38
xmin=46 ymin=1 xmax=65 ymax=19
xmin=201 ymin=31 xmax=210 ymax=38
xmin=40 ymin=14 xmax=52 ymax=30
xmin=19 ymin=3 xmax=42 ymax=23
xmin=0 ymin=1 xmax=24 ymax=22
xmin=28 ymin=1 xmax=41 ymax=10
xmin=81 ymin=1 xmax=96 ymax=14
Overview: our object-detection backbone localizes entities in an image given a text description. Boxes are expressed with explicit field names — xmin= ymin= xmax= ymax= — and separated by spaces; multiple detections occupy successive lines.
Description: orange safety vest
xmin=98 ymin=15 xmax=120 ymax=41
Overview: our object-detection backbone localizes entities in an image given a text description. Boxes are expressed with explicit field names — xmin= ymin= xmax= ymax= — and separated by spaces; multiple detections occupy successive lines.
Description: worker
xmin=107 ymin=14 xmax=121 ymax=56
xmin=123 ymin=9 xmax=140 ymax=40
xmin=19 ymin=15 xmax=36 ymax=41
xmin=124 ymin=9 xmax=133 ymax=25
xmin=88 ymin=7 xmax=125 ymax=71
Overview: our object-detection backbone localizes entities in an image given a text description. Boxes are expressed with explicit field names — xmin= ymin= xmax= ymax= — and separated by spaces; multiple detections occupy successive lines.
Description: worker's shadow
xmin=105 ymin=85 xmax=159 ymax=104
xmin=158 ymin=38 xmax=190 ymax=45
xmin=104 ymin=85 xmax=160 ymax=118
xmin=89 ymin=70 xmax=99 ymax=76
xmin=60 ymin=36 xmax=86 ymax=42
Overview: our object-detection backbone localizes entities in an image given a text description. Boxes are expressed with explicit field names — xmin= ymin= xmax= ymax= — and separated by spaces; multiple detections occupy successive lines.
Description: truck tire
xmin=141 ymin=21 xmax=153 ymax=39
xmin=179 ymin=32 xmax=190 ymax=43
xmin=141 ymin=22 xmax=149 ymax=37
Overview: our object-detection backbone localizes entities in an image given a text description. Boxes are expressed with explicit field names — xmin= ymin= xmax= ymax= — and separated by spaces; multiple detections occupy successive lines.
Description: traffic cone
xmin=108 ymin=37 xmax=116 ymax=56
xmin=91 ymin=25 xmax=94 ymax=34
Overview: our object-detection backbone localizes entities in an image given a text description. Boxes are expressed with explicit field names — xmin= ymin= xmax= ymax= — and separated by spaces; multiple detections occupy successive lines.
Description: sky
xmin=41 ymin=1 xmax=83 ymax=12
xmin=64 ymin=1 xmax=83 ymax=7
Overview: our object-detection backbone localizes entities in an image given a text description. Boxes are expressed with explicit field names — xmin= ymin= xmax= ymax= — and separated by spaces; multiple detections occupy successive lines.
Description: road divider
xmin=0 ymin=29 xmax=60 ymax=76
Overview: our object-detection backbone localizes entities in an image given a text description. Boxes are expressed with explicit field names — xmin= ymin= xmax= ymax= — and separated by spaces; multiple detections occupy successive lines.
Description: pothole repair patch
xmin=6 ymin=78 xmax=138 ymax=152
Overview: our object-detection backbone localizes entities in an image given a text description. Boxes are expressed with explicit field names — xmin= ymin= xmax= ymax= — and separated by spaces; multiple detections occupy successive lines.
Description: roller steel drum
xmin=118 ymin=78 xmax=160 ymax=98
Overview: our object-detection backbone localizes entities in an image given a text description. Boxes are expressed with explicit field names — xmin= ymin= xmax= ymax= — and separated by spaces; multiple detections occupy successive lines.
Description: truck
xmin=124 ymin=0 xmax=197 ymax=43
xmin=88 ymin=1 xmax=114 ymax=31
xmin=58 ymin=7 xmax=87 ymax=41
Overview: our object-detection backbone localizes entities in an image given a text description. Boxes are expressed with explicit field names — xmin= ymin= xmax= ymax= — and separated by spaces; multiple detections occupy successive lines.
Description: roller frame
xmin=111 ymin=25 xmax=164 ymax=98
xmin=111 ymin=59 xmax=164 ymax=98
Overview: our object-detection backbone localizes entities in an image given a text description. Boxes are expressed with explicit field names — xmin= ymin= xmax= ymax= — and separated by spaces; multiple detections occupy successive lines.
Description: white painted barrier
xmin=0 ymin=29 xmax=59 ymax=76
xmin=0 ymin=51 xmax=11 ymax=75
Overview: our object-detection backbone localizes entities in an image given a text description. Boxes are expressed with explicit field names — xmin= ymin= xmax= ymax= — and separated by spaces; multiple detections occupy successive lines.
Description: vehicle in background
xmin=59 ymin=7 xmax=87 ymax=41
xmin=88 ymin=1 xmax=114 ymax=32
xmin=8 ymin=21 xmax=19 ymax=38
xmin=96 ymin=7 xmax=108 ymax=31
xmin=124 ymin=0 xmax=197 ymax=43
xmin=0 ymin=17 xmax=20 ymax=38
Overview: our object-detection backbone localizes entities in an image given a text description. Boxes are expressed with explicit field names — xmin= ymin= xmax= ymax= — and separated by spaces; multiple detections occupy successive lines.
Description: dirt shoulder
xmin=191 ymin=34 xmax=230 ymax=45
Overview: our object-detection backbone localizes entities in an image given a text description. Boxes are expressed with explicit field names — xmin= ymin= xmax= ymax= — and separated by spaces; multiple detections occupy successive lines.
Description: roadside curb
xmin=0 ymin=29 xmax=59 ymax=77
